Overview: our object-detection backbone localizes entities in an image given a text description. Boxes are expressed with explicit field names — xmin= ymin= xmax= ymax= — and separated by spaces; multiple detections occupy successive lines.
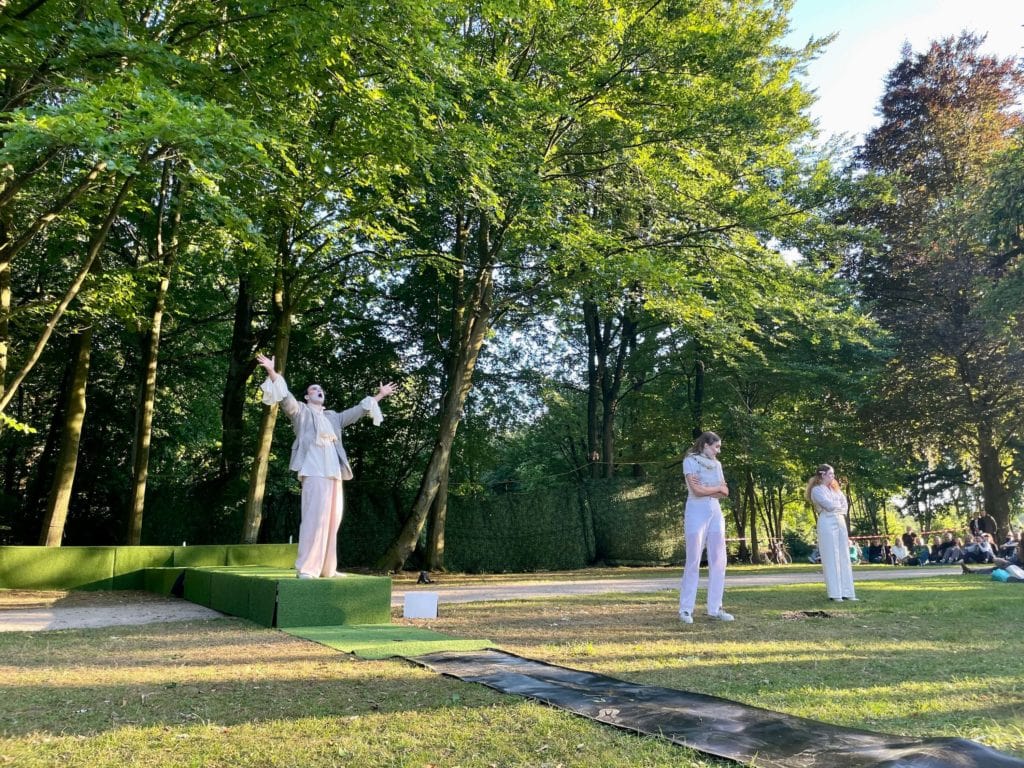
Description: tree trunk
xmin=377 ymin=216 xmax=495 ymax=572
xmin=127 ymin=168 xmax=185 ymax=545
xmin=424 ymin=470 xmax=449 ymax=570
xmin=242 ymin=255 xmax=292 ymax=544
xmin=423 ymin=252 xmax=465 ymax=573
xmin=729 ymin=469 xmax=750 ymax=563
xmin=0 ymin=174 xmax=134 ymax=414
xmin=689 ymin=356 xmax=705 ymax=437
xmin=746 ymin=471 xmax=759 ymax=564
xmin=39 ymin=327 xmax=93 ymax=546
xmin=220 ymin=276 xmax=257 ymax=478
xmin=976 ymin=419 xmax=1011 ymax=538
xmin=0 ymin=211 xmax=9 ymax=404
xmin=583 ymin=300 xmax=602 ymax=479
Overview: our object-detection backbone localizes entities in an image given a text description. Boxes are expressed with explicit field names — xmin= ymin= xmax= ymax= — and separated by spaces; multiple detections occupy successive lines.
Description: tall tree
xmin=377 ymin=0 xmax=824 ymax=571
xmin=851 ymin=33 xmax=1024 ymax=537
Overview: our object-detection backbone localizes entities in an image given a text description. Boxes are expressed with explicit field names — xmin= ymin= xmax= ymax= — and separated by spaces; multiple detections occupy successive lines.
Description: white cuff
xmin=261 ymin=376 xmax=289 ymax=406
xmin=361 ymin=395 xmax=383 ymax=426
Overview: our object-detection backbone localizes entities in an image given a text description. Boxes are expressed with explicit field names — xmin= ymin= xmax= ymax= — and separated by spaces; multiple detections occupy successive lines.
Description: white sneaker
xmin=326 ymin=571 xmax=348 ymax=578
xmin=679 ymin=611 xmax=694 ymax=624
xmin=297 ymin=573 xmax=316 ymax=579
xmin=709 ymin=610 xmax=734 ymax=621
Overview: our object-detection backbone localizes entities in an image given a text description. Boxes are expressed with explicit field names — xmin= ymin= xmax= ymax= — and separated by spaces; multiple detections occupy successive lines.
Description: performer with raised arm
xmin=805 ymin=464 xmax=858 ymax=602
xmin=256 ymin=353 xmax=396 ymax=579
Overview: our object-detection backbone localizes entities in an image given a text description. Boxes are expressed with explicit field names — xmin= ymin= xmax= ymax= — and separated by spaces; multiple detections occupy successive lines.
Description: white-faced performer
xmin=256 ymin=353 xmax=396 ymax=579
xmin=678 ymin=431 xmax=734 ymax=624
xmin=805 ymin=463 xmax=857 ymax=602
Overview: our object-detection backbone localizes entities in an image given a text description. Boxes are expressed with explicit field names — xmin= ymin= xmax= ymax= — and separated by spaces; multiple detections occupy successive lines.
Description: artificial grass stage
xmin=0 ymin=543 xmax=299 ymax=591
xmin=283 ymin=623 xmax=495 ymax=659
xmin=173 ymin=566 xmax=392 ymax=628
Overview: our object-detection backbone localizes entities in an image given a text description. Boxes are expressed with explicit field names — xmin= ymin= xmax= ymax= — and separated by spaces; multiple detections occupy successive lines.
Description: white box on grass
xmin=403 ymin=591 xmax=439 ymax=619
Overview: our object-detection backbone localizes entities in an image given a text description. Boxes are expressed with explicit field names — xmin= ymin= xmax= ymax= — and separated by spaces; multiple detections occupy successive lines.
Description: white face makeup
xmin=305 ymin=385 xmax=325 ymax=406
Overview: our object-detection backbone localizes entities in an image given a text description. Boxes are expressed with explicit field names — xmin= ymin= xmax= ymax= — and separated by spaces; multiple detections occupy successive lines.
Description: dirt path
xmin=0 ymin=566 xmax=962 ymax=632
xmin=0 ymin=589 xmax=222 ymax=632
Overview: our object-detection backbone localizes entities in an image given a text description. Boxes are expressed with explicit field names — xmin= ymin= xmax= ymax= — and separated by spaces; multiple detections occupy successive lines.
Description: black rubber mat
xmin=412 ymin=649 xmax=1024 ymax=768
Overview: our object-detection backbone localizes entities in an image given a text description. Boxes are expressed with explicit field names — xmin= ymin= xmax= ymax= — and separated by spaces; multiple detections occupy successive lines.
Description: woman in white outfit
xmin=678 ymin=431 xmax=733 ymax=624
xmin=805 ymin=464 xmax=857 ymax=602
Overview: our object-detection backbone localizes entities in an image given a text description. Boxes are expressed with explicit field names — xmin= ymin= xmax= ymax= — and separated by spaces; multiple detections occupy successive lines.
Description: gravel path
xmin=0 ymin=566 xmax=962 ymax=632
xmin=390 ymin=565 xmax=962 ymax=606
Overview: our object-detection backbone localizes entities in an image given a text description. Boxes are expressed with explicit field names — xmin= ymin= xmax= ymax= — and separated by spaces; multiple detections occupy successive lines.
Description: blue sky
xmin=784 ymin=0 xmax=1024 ymax=142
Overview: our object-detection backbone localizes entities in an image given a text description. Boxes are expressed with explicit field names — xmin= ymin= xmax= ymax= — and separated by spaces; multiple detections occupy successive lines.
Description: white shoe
xmin=679 ymin=611 xmax=694 ymax=624
xmin=326 ymin=571 xmax=348 ymax=578
xmin=709 ymin=610 xmax=734 ymax=621
xmin=844 ymin=596 xmax=859 ymax=601
xmin=297 ymin=573 xmax=316 ymax=579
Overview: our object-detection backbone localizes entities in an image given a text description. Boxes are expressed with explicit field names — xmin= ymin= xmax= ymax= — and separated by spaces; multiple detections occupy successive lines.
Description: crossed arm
xmin=685 ymin=473 xmax=729 ymax=499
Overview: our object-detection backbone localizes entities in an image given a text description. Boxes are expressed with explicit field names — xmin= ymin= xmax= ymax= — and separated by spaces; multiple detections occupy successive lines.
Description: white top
xmin=810 ymin=484 xmax=848 ymax=516
xmin=683 ymin=453 xmax=724 ymax=511
xmin=260 ymin=375 xmax=382 ymax=480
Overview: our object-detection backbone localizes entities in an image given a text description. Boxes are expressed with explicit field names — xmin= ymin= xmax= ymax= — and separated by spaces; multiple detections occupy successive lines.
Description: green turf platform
xmin=283 ymin=624 xmax=494 ymax=660
xmin=0 ymin=544 xmax=299 ymax=591
xmin=157 ymin=566 xmax=392 ymax=629
xmin=0 ymin=546 xmax=117 ymax=590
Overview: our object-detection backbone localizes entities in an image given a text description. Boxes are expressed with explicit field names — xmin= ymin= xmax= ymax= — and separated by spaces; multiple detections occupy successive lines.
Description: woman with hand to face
xmin=805 ymin=464 xmax=857 ymax=602
xmin=678 ymin=431 xmax=734 ymax=624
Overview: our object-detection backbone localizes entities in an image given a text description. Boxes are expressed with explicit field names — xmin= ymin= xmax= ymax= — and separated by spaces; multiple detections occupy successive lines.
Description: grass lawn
xmin=1 ymin=573 xmax=1022 ymax=767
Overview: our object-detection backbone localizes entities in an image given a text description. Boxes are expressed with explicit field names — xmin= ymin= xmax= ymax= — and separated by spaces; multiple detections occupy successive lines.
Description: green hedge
xmin=587 ymin=478 xmax=684 ymax=565
xmin=444 ymin=484 xmax=590 ymax=573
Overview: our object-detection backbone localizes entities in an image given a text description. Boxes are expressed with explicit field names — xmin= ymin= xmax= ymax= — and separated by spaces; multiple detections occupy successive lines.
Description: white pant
xmin=295 ymin=476 xmax=343 ymax=577
xmin=817 ymin=513 xmax=856 ymax=599
xmin=678 ymin=501 xmax=726 ymax=615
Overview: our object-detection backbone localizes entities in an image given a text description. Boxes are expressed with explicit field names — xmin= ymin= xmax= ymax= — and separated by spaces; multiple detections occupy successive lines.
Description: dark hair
xmin=687 ymin=431 xmax=721 ymax=456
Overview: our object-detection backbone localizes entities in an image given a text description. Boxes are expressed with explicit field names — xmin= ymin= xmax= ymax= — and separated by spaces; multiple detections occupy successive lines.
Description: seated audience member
xmin=962 ymin=534 xmax=995 ymax=564
xmin=807 ymin=546 xmax=821 ymax=564
xmin=962 ymin=538 xmax=1024 ymax=577
xmin=848 ymin=543 xmax=861 ymax=564
xmin=1001 ymin=531 xmax=1019 ymax=558
xmin=940 ymin=537 xmax=966 ymax=564
xmin=907 ymin=536 xmax=929 ymax=566
xmin=890 ymin=538 xmax=909 ymax=565
xmin=928 ymin=535 xmax=944 ymax=564
xmin=937 ymin=532 xmax=955 ymax=558
xmin=866 ymin=538 xmax=886 ymax=563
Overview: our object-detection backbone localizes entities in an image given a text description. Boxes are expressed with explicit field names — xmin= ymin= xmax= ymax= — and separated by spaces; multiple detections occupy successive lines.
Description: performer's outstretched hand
xmin=256 ymin=353 xmax=278 ymax=380
xmin=374 ymin=381 xmax=398 ymax=401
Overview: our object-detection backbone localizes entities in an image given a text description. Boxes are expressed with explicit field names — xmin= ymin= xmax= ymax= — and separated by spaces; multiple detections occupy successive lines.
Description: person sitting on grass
xmin=866 ymin=538 xmax=888 ymax=564
xmin=940 ymin=537 xmax=966 ymax=564
xmin=904 ymin=536 xmax=930 ymax=566
xmin=962 ymin=539 xmax=1024 ymax=579
xmin=962 ymin=533 xmax=996 ymax=564
xmin=927 ymin=535 xmax=944 ymax=564
xmin=890 ymin=538 xmax=909 ymax=565
xmin=936 ymin=531 xmax=956 ymax=559
xmin=1001 ymin=531 xmax=1019 ymax=558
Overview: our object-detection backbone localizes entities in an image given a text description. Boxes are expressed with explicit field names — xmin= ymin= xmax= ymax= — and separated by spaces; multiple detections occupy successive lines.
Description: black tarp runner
xmin=412 ymin=649 xmax=1024 ymax=768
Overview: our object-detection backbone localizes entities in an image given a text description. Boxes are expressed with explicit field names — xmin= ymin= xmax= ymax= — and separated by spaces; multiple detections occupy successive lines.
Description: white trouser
xmin=295 ymin=476 xmax=343 ymax=577
xmin=817 ymin=512 xmax=856 ymax=599
xmin=678 ymin=501 xmax=726 ymax=615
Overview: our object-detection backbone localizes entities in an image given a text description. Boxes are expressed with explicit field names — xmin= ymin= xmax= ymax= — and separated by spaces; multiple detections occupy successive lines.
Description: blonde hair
xmin=804 ymin=463 xmax=839 ymax=502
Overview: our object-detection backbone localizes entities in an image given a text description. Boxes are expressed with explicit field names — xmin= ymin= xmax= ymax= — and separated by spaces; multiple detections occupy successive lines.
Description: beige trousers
xmin=295 ymin=476 xmax=343 ymax=577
